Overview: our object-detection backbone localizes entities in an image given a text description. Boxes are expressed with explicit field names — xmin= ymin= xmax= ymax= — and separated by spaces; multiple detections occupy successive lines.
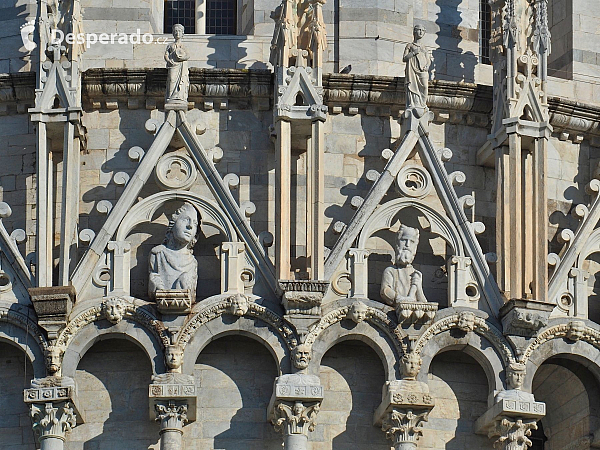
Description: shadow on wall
xmin=428 ymin=350 xmax=493 ymax=449
xmin=206 ymin=35 xmax=269 ymax=69
xmin=431 ymin=0 xmax=477 ymax=83
xmin=318 ymin=340 xmax=389 ymax=450
xmin=192 ymin=335 xmax=281 ymax=450
xmin=70 ymin=339 xmax=160 ymax=450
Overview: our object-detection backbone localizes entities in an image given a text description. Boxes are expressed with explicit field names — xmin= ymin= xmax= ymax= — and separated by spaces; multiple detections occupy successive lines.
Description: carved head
xmin=400 ymin=352 xmax=422 ymax=380
xmin=457 ymin=311 xmax=476 ymax=332
xmin=506 ymin=362 xmax=526 ymax=390
xmin=348 ymin=301 xmax=368 ymax=323
xmin=165 ymin=202 xmax=200 ymax=250
xmin=395 ymin=225 xmax=419 ymax=266
xmin=567 ymin=320 xmax=585 ymax=341
xmin=228 ymin=293 xmax=249 ymax=317
xmin=292 ymin=344 xmax=312 ymax=371
xmin=102 ymin=297 xmax=125 ymax=324
xmin=165 ymin=344 xmax=184 ymax=373
xmin=45 ymin=345 xmax=64 ymax=376
xmin=413 ymin=24 xmax=426 ymax=40
xmin=172 ymin=23 xmax=185 ymax=40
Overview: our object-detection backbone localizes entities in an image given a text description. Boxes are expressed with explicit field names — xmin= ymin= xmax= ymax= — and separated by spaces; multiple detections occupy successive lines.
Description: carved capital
xmin=271 ymin=400 xmax=320 ymax=437
xmin=489 ymin=417 xmax=539 ymax=450
xmin=155 ymin=401 xmax=188 ymax=433
xmin=499 ymin=299 xmax=554 ymax=337
xmin=381 ymin=407 xmax=430 ymax=450
xmin=29 ymin=401 xmax=76 ymax=442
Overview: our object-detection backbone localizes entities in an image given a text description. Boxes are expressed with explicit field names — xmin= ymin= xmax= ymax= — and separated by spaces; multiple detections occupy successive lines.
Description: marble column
xmin=268 ymin=373 xmax=323 ymax=450
xmin=155 ymin=401 xmax=188 ymax=450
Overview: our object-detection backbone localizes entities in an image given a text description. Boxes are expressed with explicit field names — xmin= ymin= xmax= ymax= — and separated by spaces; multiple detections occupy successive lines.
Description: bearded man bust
xmin=380 ymin=224 xmax=427 ymax=305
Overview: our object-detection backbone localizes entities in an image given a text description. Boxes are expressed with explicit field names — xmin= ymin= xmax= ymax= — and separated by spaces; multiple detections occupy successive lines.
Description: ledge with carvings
xmin=2 ymin=69 xmax=600 ymax=141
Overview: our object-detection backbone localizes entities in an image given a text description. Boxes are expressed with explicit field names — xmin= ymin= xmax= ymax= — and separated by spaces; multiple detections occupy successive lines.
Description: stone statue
xmin=45 ymin=345 xmax=64 ymax=376
xmin=292 ymin=343 xmax=312 ymax=371
xmin=403 ymin=24 xmax=431 ymax=112
xmin=495 ymin=362 xmax=535 ymax=402
xmin=148 ymin=202 xmax=200 ymax=299
xmin=164 ymin=23 xmax=190 ymax=107
xmin=380 ymin=225 xmax=426 ymax=305
xmin=400 ymin=352 xmax=422 ymax=381
xmin=165 ymin=344 xmax=184 ymax=373
xmin=102 ymin=296 xmax=125 ymax=324
xmin=347 ymin=301 xmax=368 ymax=323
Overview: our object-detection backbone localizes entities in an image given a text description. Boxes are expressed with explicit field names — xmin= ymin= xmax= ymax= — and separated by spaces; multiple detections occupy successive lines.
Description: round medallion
xmin=155 ymin=153 xmax=197 ymax=190
xmin=396 ymin=164 xmax=432 ymax=198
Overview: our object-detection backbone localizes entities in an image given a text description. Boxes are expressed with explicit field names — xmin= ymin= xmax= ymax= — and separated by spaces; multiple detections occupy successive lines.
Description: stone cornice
xmin=2 ymin=69 xmax=600 ymax=139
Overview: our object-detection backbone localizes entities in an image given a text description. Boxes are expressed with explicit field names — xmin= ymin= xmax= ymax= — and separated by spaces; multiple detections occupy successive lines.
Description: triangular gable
xmin=72 ymin=110 xmax=278 ymax=298
xmin=34 ymin=62 xmax=77 ymax=113
xmin=324 ymin=118 xmax=504 ymax=317
xmin=276 ymin=66 xmax=326 ymax=121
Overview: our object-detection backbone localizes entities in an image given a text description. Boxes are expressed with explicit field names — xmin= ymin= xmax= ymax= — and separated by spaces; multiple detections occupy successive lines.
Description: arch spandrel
xmin=0 ymin=323 xmax=46 ymax=379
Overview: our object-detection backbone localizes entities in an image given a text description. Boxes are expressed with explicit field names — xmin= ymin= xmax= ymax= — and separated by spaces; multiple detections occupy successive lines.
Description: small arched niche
xmin=532 ymin=357 xmax=600 ymax=450
xmin=125 ymin=198 xmax=225 ymax=301
xmin=315 ymin=340 xmax=389 ymax=450
xmin=67 ymin=338 xmax=159 ymax=448
xmin=427 ymin=350 xmax=493 ymax=449
xmin=364 ymin=206 xmax=452 ymax=306
xmin=187 ymin=335 xmax=281 ymax=449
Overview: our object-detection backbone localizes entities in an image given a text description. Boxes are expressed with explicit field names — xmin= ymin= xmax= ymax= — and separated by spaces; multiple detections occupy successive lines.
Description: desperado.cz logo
xmin=20 ymin=20 xmax=168 ymax=52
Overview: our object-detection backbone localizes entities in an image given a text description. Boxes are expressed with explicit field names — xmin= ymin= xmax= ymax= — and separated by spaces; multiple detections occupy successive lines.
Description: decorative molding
xmin=54 ymin=298 xmax=168 ymax=349
xmin=177 ymin=298 xmax=298 ymax=350
xmin=413 ymin=313 xmax=515 ymax=367
xmin=520 ymin=322 xmax=600 ymax=363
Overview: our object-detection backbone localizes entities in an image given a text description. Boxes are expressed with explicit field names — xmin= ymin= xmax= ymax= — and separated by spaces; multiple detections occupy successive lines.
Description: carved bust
xmin=164 ymin=23 xmax=190 ymax=106
xmin=495 ymin=362 xmax=535 ymax=402
xmin=347 ymin=301 xmax=368 ymax=323
xmin=148 ymin=202 xmax=200 ymax=299
xmin=403 ymin=24 xmax=431 ymax=112
xmin=165 ymin=344 xmax=184 ymax=373
xmin=400 ymin=352 xmax=422 ymax=380
xmin=45 ymin=345 xmax=64 ymax=376
xmin=292 ymin=343 xmax=312 ymax=371
xmin=380 ymin=225 xmax=426 ymax=305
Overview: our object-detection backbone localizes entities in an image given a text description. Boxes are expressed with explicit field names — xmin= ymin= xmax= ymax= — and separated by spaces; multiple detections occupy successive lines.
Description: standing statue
xmin=403 ymin=24 xmax=431 ymax=112
xmin=380 ymin=225 xmax=427 ymax=305
xmin=164 ymin=24 xmax=190 ymax=107
xmin=148 ymin=202 xmax=200 ymax=299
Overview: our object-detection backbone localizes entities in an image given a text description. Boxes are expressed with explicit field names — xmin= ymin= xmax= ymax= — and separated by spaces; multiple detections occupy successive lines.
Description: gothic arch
xmin=357 ymin=198 xmax=464 ymax=256
xmin=116 ymin=190 xmax=238 ymax=242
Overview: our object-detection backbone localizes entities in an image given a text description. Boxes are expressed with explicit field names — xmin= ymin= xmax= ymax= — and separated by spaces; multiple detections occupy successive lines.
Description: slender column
xmin=59 ymin=122 xmax=80 ymax=285
xmin=29 ymin=402 xmax=76 ymax=450
xmin=107 ymin=241 xmax=131 ymax=295
xmin=155 ymin=401 xmax=188 ymax=450
xmin=495 ymin=145 xmax=510 ymax=294
xmin=532 ymin=137 xmax=548 ymax=300
xmin=309 ymin=120 xmax=325 ymax=279
xmin=508 ymin=133 xmax=522 ymax=298
xmin=36 ymin=122 xmax=52 ymax=287
xmin=275 ymin=119 xmax=292 ymax=279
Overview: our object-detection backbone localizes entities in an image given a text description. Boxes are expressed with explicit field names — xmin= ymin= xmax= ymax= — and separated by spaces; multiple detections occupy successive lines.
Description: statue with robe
xmin=165 ymin=23 xmax=190 ymax=107
xmin=149 ymin=202 xmax=199 ymax=299
xmin=403 ymin=24 xmax=431 ymax=112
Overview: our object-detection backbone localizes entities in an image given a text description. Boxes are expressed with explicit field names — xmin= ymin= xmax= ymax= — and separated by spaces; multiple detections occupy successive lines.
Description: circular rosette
xmin=155 ymin=152 xmax=198 ymax=190
xmin=396 ymin=164 xmax=432 ymax=199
